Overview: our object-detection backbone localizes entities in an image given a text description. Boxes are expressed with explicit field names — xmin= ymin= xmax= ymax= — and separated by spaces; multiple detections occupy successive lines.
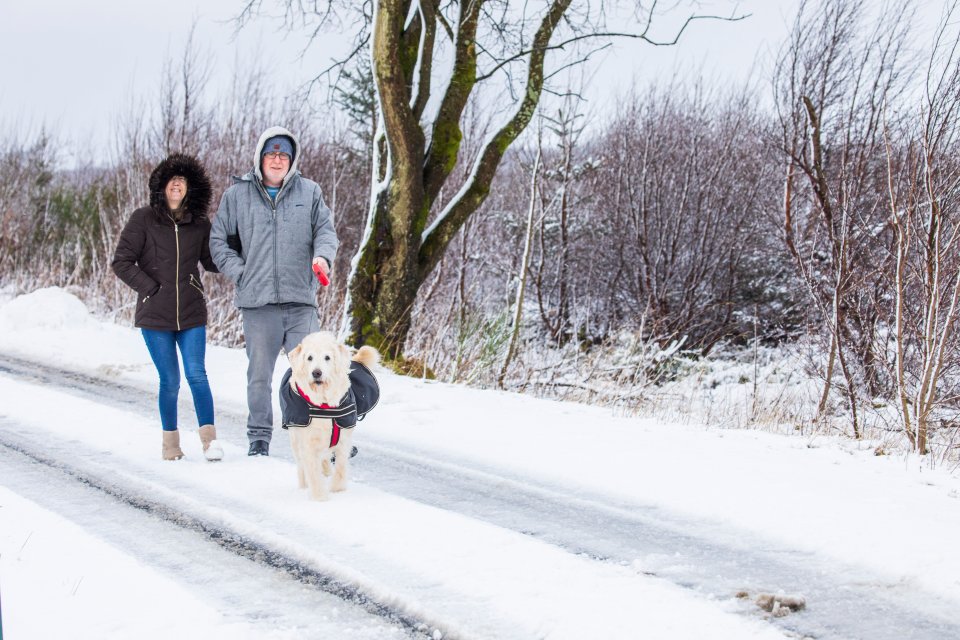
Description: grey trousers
xmin=242 ymin=303 xmax=319 ymax=442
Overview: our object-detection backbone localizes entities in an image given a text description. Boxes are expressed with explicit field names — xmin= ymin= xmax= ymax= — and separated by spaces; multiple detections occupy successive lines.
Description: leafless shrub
xmin=587 ymin=80 xmax=789 ymax=351
xmin=883 ymin=0 xmax=960 ymax=454
xmin=776 ymin=0 xmax=917 ymax=437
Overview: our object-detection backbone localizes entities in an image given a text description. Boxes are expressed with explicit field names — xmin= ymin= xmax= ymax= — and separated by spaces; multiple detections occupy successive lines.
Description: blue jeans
xmin=141 ymin=326 xmax=214 ymax=431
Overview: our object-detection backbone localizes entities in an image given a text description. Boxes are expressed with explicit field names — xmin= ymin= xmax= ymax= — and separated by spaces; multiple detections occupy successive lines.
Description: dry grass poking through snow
xmin=477 ymin=332 xmax=960 ymax=470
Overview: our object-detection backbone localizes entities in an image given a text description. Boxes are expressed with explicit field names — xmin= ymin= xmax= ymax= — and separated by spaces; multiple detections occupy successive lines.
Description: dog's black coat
xmin=279 ymin=361 xmax=379 ymax=430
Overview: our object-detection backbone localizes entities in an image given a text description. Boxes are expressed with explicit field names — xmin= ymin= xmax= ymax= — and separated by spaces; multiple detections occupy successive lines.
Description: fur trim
xmin=148 ymin=153 xmax=212 ymax=221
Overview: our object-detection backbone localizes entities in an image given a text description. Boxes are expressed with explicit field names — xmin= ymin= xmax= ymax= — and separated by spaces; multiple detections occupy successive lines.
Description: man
xmin=210 ymin=126 xmax=338 ymax=456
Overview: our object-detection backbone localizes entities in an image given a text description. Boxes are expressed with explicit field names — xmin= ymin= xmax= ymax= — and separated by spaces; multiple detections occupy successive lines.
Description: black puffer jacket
xmin=112 ymin=154 xmax=218 ymax=331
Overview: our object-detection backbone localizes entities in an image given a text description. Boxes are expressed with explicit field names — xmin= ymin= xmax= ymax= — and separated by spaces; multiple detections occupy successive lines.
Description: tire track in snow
xmin=0 ymin=427 xmax=443 ymax=640
xmin=0 ymin=439 xmax=423 ymax=639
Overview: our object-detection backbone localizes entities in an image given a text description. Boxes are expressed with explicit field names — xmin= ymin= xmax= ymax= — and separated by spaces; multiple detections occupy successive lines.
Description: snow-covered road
xmin=1 ymin=351 xmax=958 ymax=640
xmin=0 ymin=434 xmax=416 ymax=639
xmin=2 ymin=288 xmax=960 ymax=639
xmin=0 ymin=356 xmax=783 ymax=640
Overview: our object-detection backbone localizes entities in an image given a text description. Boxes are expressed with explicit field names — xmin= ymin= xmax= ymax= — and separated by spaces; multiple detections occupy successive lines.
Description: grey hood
xmin=253 ymin=125 xmax=302 ymax=187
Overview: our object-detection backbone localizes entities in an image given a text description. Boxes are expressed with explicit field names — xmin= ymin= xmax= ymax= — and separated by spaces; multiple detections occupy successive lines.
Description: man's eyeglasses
xmin=264 ymin=152 xmax=290 ymax=162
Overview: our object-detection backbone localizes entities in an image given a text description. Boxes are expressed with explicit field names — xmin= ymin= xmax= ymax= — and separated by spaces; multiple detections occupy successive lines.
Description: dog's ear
xmin=288 ymin=344 xmax=303 ymax=366
xmin=333 ymin=344 xmax=351 ymax=375
xmin=339 ymin=344 xmax=351 ymax=362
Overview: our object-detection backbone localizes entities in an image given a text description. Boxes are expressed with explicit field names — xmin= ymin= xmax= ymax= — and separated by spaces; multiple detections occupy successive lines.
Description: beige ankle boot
xmin=199 ymin=425 xmax=224 ymax=462
xmin=162 ymin=430 xmax=184 ymax=460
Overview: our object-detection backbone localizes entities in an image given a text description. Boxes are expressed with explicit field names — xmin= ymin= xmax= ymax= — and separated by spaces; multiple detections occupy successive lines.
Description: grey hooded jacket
xmin=209 ymin=126 xmax=338 ymax=309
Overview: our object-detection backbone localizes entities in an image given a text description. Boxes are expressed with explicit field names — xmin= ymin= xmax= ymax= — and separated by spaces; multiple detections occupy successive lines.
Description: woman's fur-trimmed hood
xmin=148 ymin=153 xmax=212 ymax=221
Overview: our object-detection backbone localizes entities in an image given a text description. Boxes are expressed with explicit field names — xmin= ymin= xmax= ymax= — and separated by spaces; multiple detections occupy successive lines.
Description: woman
xmin=112 ymin=153 xmax=224 ymax=461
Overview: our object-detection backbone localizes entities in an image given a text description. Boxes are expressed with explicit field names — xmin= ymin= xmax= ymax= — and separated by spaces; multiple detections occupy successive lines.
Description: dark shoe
xmin=248 ymin=440 xmax=270 ymax=456
xmin=331 ymin=446 xmax=358 ymax=463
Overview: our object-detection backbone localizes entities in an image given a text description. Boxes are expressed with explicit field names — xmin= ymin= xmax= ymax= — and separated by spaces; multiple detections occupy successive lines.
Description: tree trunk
xmin=816 ymin=332 xmax=837 ymax=422
xmin=345 ymin=0 xmax=573 ymax=359
xmin=348 ymin=182 xmax=425 ymax=358
xmin=499 ymin=146 xmax=542 ymax=388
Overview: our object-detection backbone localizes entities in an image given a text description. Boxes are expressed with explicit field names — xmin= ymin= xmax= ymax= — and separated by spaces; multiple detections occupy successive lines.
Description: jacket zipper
xmin=273 ymin=202 xmax=280 ymax=302
xmin=258 ymin=180 xmax=283 ymax=303
xmin=173 ymin=220 xmax=181 ymax=331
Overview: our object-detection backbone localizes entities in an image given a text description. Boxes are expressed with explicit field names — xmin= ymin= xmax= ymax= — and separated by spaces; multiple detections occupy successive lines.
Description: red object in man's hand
xmin=313 ymin=262 xmax=329 ymax=287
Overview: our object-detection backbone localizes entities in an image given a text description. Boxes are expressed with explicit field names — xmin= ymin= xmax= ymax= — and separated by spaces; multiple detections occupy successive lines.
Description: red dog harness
xmin=295 ymin=383 xmax=344 ymax=447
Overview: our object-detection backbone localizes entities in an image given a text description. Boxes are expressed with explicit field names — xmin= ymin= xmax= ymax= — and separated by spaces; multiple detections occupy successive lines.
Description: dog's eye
xmin=324 ymin=355 xmax=331 ymax=361
xmin=307 ymin=355 xmax=313 ymax=362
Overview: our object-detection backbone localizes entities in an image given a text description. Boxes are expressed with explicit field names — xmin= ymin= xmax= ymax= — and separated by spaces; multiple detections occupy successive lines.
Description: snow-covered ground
xmin=1 ymin=287 xmax=959 ymax=639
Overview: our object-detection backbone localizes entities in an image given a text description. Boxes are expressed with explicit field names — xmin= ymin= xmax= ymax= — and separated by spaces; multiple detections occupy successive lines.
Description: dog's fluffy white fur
xmin=286 ymin=332 xmax=380 ymax=501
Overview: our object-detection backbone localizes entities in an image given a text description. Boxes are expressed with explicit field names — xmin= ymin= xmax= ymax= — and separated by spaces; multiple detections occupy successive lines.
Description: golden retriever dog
xmin=286 ymin=332 xmax=379 ymax=501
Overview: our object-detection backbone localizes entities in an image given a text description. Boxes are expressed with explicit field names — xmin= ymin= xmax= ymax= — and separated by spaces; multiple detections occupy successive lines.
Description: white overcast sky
xmin=3 ymin=0 xmax=937 ymax=164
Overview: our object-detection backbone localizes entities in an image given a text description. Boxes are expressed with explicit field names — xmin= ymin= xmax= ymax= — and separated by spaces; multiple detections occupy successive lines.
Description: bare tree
xmin=499 ymin=130 xmax=542 ymax=388
xmin=885 ymin=0 xmax=960 ymax=454
xmin=156 ymin=23 xmax=213 ymax=157
xmin=587 ymin=80 xmax=777 ymax=350
xmin=236 ymin=1 xmax=744 ymax=358
xmin=775 ymin=0 xmax=915 ymax=436
xmin=534 ymin=93 xmax=590 ymax=346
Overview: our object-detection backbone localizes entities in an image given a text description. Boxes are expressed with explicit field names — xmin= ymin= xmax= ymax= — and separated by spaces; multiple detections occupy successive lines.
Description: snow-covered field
xmin=1 ymin=287 xmax=958 ymax=639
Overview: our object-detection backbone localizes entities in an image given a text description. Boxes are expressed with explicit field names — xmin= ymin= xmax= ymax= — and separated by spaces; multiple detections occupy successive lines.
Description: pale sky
xmin=1 ymin=1 xmax=815 ymax=164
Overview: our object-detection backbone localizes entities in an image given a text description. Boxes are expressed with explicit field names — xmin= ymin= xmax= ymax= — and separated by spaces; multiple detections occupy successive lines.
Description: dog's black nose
xmin=311 ymin=369 xmax=323 ymax=382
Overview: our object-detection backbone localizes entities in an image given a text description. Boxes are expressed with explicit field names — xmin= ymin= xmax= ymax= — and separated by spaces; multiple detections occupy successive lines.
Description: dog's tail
xmin=352 ymin=345 xmax=381 ymax=368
